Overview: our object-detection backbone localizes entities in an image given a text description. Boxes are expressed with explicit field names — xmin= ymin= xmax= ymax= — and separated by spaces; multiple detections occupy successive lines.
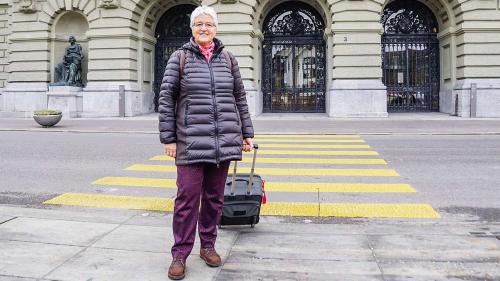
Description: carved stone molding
xmin=99 ymin=0 xmax=120 ymax=9
xmin=18 ymin=0 xmax=37 ymax=13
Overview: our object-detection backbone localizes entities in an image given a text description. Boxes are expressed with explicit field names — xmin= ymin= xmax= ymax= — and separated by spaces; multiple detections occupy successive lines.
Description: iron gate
xmin=381 ymin=0 xmax=440 ymax=112
xmin=262 ymin=3 xmax=326 ymax=113
xmin=154 ymin=5 xmax=195 ymax=111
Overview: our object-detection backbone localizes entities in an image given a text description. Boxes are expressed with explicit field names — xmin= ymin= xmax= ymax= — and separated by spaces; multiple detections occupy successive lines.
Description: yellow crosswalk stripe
xmin=150 ymin=156 xmax=386 ymax=165
xmin=254 ymin=139 xmax=365 ymax=143
xmin=261 ymin=202 xmax=440 ymax=218
xmin=92 ymin=177 xmax=415 ymax=193
xmin=43 ymin=193 xmax=175 ymax=212
xmin=255 ymin=134 xmax=360 ymax=138
xmin=260 ymin=144 xmax=370 ymax=149
xmin=265 ymin=182 xmax=415 ymax=193
xmin=244 ymin=150 xmax=379 ymax=156
xmin=126 ymin=164 xmax=399 ymax=176
xmin=43 ymin=193 xmax=439 ymax=218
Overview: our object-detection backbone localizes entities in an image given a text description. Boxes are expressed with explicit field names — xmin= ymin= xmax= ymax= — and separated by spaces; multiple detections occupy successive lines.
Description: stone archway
xmin=261 ymin=1 xmax=327 ymax=113
xmin=381 ymin=0 xmax=440 ymax=111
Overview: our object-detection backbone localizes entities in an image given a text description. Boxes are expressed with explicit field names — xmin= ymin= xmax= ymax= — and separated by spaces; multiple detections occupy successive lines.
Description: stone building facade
xmin=0 ymin=0 xmax=499 ymax=117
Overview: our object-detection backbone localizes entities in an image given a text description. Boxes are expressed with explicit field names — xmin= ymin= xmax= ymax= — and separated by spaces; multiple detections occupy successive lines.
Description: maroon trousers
xmin=171 ymin=161 xmax=230 ymax=260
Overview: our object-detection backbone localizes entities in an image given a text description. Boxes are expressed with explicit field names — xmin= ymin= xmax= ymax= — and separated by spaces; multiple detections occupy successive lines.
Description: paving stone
xmin=0 ymin=215 xmax=15 ymax=224
xmin=46 ymin=247 xmax=218 ymax=281
xmin=380 ymin=261 xmax=500 ymax=280
xmin=369 ymin=234 xmax=500 ymax=261
xmin=92 ymin=224 xmax=237 ymax=258
xmin=0 ymin=217 xmax=118 ymax=246
xmin=217 ymin=269 xmax=384 ymax=281
xmin=0 ymin=240 xmax=82 ymax=278
xmin=224 ymin=251 xmax=381 ymax=275
xmin=0 ymin=205 xmax=135 ymax=224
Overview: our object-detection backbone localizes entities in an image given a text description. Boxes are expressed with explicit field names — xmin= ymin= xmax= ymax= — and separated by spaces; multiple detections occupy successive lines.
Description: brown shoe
xmin=168 ymin=258 xmax=185 ymax=280
xmin=200 ymin=248 xmax=221 ymax=267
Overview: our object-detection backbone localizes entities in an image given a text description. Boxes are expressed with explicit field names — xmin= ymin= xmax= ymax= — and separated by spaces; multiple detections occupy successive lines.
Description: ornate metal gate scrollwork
xmin=381 ymin=0 xmax=440 ymax=112
xmin=262 ymin=2 xmax=326 ymax=113
xmin=154 ymin=5 xmax=195 ymax=111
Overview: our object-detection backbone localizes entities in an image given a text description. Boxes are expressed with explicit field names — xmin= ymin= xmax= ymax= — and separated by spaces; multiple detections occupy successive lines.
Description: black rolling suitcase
xmin=219 ymin=144 xmax=266 ymax=228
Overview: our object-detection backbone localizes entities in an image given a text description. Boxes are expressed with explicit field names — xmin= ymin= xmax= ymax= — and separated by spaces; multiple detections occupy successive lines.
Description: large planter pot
xmin=33 ymin=114 xmax=62 ymax=127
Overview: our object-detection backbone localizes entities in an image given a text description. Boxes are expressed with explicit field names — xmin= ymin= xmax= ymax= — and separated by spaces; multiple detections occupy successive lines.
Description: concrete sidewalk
xmin=0 ymin=205 xmax=498 ymax=281
xmin=1 ymin=112 xmax=500 ymax=135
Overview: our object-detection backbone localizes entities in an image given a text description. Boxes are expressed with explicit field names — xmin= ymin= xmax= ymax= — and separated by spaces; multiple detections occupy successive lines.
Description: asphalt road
xmin=1 ymin=131 xmax=499 ymax=222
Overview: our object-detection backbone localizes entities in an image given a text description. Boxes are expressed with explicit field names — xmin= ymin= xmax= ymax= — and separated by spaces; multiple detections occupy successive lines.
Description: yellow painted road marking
xmin=93 ymin=177 xmax=177 ymax=188
xmin=255 ymin=134 xmax=360 ymax=138
xmin=43 ymin=193 xmax=175 ymax=212
xmin=126 ymin=164 xmax=399 ymax=176
xmin=261 ymin=202 xmax=440 ymax=218
xmin=244 ymin=150 xmax=379 ymax=156
xmin=92 ymin=177 xmax=414 ymax=193
xmin=254 ymin=139 xmax=366 ymax=143
xmin=43 ymin=193 xmax=439 ymax=218
xmin=265 ymin=182 xmax=415 ymax=193
xmin=260 ymin=144 xmax=370 ymax=149
xmin=150 ymin=156 xmax=386 ymax=165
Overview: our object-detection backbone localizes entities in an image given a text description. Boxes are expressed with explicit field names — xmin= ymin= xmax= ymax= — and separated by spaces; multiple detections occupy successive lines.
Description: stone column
xmin=328 ymin=0 xmax=387 ymax=117
xmin=1 ymin=7 xmax=51 ymax=116
xmin=211 ymin=0 xmax=261 ymax=116
xmin=452 ymin=10 xmax=500 ymax=117
xmin=82 ymin=20 xmax=154 ymax=117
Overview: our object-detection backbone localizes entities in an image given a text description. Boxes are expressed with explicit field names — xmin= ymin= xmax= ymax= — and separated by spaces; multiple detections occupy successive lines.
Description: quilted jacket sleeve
xmin=229 ymin=51 xmax=254 ymax=139
xmin=158 ymin=50 xmax=181 ymax=144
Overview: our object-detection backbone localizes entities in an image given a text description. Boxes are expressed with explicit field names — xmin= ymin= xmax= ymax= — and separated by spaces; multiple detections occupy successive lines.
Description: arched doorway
xmin=154 ymin=4 xmax=196 ymax=111
xmin=262 ymin=2 xmax=326 ymax=113
xmin=381 ymin=0 xmax=440 ymax=112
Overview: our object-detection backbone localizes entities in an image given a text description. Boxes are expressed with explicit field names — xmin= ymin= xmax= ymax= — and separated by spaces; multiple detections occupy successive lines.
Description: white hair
xmin=190 ymin=5 xmax=218 ymax=27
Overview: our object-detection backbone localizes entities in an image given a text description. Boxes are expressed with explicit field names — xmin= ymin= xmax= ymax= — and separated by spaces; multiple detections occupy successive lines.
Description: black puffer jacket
xmin=158 ymin=37 xmax=254 ymax=165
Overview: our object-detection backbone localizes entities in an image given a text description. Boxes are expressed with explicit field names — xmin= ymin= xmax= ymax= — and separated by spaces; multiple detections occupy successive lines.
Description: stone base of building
xmin=0 ymin=82 xmax=155 ymax=118
xmin=243 ymin=80 xmax=262 ymax=117
xmin=0 ymin=83 xmax=48 ymax=117
xmin=441 ymin=79 xmax=500 ymax=118
xmin=47 ymin=86 xmax=83 ymax=118
xmin=81 ymin=82 xmax=154 ymax=117
xmin=327 ymin=79 xmax=388 ymax=117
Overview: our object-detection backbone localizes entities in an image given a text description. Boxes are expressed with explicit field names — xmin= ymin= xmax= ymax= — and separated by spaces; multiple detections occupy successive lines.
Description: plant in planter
xmin=33 ymin=109 xmax=63 ymax=127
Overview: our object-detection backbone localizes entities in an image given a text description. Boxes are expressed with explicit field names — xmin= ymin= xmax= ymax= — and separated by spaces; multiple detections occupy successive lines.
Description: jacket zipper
xmin=208 ymin=53 xmax=220 ymax=166
xmin=184 ymin=101 xmax=189 ymax=126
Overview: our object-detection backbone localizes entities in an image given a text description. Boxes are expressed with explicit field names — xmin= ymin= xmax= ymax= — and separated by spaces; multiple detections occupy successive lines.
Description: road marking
xmin=254 ymin=139 xmax=366 ymax=143
xmin=264 ymin=182 xmax=415 ymax=193
xmin=244 ymin=150 xmax=379 ymax=156
xmin=43 ymin=193 xmax=439 ymax=218
xmin=255 ymin=134 xmax=360 ymax=138
xmin=126 ymin=164 xmax=399 ymax=176
xmin=43 ymin=193 xmax=174 ymax=212
xmin=93 ymin=177 xmax=415 ymax=193
xmin=260 ymin=144 xmax=370 ymax=149
xmin=261 ymin=202 xmax=440 ymax=218
xmin=150 ymin=156 xmax=387 ymax=165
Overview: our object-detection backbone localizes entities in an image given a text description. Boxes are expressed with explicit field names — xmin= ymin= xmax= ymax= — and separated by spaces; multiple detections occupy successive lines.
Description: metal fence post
xmin=119 ymin=85 xmax=125 ymax=117
xmin=470 ymin=83 xmax=477 ymax=118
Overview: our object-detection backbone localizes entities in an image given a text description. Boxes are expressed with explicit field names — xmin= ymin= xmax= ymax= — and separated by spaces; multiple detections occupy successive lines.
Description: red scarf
xmin=199 ymin=42 xmax=215 ymax=62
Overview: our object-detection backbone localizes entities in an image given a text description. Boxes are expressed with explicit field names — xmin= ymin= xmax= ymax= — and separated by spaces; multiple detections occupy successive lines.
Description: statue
xmin=52 ymin=36 xmax=84 ymax=87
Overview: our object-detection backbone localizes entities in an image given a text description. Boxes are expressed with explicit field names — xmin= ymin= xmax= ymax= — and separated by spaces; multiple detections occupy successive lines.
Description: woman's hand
xmin=242 ymin=138 xmax=253 ymax=152
xmin=164 ymin=143 xmax=177 ymax=158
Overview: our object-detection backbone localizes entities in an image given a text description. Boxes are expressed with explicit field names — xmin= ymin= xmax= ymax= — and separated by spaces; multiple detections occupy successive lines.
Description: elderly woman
xmin=158 ymin=5 xmax=254 ymax=280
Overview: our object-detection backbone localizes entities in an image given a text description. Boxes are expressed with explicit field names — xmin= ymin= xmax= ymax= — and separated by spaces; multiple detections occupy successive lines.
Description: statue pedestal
xmin=47 ymin=86 xmax=83 ymax=118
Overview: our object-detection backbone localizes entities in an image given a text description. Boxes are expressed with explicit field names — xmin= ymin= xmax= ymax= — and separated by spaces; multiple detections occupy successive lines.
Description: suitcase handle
xmin=230 ymin=143 xmax=258 ymax=195
xmin=247 ymin=144 xmax=258 ymax=194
